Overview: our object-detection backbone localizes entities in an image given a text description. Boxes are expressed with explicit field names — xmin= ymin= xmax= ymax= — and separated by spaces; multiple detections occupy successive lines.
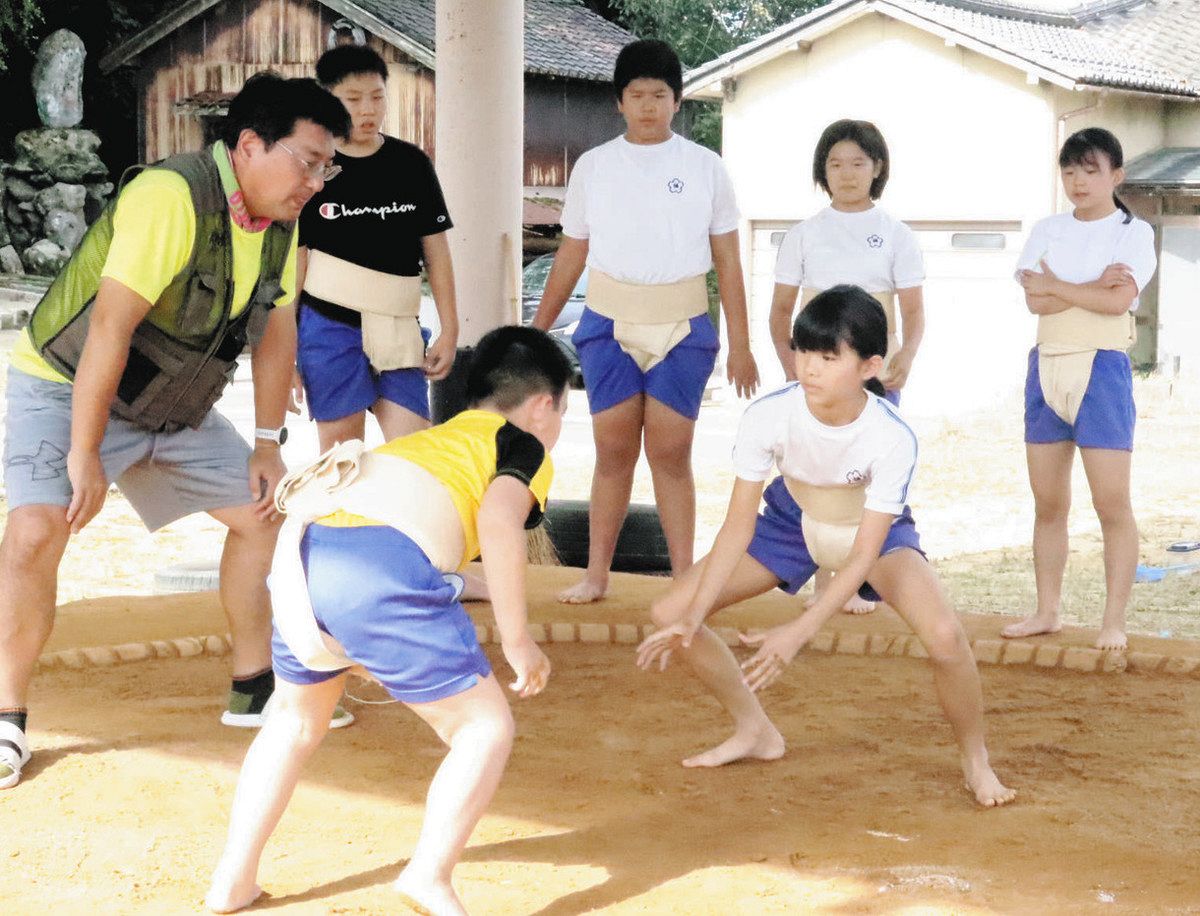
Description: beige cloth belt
xmin=587 ymin=270 xmax=709 ymax=371
xmin=802 ymin=287 xmax=899 ymax=370
xmin=1035 ymin=309 xmax=1134 ymax=425
xmin=305 ymin=249 xmax=425 ymax=372
xmin=1036 ymin=309 xmax=1134 ymax=354
xmin=785 ymin=479 xmax=867 ymax=572
xmin=268 ymin=441 xmax=466 ymax=671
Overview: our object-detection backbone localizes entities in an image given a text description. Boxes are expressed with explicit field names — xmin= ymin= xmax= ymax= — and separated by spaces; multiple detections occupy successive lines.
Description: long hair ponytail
xmin=1059 ymin=127 xmax=1132 ymax=224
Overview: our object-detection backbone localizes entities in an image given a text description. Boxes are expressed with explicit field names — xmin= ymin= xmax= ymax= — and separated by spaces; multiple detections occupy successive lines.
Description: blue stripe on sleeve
xmin=873 ymin=398 xmax=919 ymax=504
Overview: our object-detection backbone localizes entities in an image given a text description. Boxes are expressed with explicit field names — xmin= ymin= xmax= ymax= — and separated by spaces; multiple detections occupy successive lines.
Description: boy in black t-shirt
xmin=294 ymin=45 xmax=459 ymax=450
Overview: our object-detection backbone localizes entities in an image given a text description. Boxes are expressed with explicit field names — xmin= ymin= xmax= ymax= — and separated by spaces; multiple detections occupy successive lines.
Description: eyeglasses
xmin=276 ymin=141 xmax=342 ymax=182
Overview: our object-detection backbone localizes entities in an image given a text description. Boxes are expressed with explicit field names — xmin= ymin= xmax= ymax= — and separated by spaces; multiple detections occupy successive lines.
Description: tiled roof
xmin=900 ymin=0 xmax=1198 ymax=95
xmin=523 ymin=0 xmax=639 ymax=80
xmin=685 ymin=0 xmax=1200 ymax=98
xmin=345 ymin=0 xmax=435 ymax=51
xmin=929 ymin=1 xmax=1145 ymax=26
xmin=1085 ymin=0 xmax=1200 ymax=90
xmin=103 ymin=0 xmax=634 ymax=83
xmin=332 ymin=0 xmax=635 ymax=81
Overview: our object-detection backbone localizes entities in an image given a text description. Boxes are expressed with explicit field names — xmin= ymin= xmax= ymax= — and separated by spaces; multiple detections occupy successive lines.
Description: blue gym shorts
xmin=1024 ymin=347 xmax=1135 ymax=451
xmin=297 ymin=301 xmax=431 ymax=423
xmin=572 ymin=307 xmax=719 ymax=419
xmin=271 ymin=524 xmax=491 ymax=704
xmin=746 ymin=477 xmax=925 ymax=602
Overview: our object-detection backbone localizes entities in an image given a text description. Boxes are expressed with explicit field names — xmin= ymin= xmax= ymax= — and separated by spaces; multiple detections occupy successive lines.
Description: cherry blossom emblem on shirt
xmin=667 ymin=178 xmax=684 ymax=194
xmin=866 ymin=234 xmax=883 ymax=249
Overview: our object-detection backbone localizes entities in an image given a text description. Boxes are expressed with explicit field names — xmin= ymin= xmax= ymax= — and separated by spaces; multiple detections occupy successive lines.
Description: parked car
xmin=521 ymin=253 xmax=587 ymax=388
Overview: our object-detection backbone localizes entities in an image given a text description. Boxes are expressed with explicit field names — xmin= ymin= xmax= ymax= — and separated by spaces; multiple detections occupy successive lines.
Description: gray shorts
xmin=3 ymin=366 xmax=254 ymax=532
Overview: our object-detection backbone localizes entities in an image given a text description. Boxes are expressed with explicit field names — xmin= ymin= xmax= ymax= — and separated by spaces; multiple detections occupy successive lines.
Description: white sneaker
xmin=0 ymin=721 xmax=31 ymax=790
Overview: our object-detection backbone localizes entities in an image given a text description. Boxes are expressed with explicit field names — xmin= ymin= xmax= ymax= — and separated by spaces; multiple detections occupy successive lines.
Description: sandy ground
xmin=6 ymin=649 xmax=1198 ymax=916
xmin=5 ymin=568 xmax=1200 ymax=914
xmin=3 ymin=334 xmax=1200 ymax=913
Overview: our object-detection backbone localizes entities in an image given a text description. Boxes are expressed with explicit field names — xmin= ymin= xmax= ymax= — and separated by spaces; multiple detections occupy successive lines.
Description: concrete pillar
xmin=435 ymin=0 xmax=524 ymax=346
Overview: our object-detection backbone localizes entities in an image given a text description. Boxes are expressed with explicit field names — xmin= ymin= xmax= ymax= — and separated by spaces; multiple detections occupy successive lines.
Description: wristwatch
xmin=254 ymin=426 xmax=289 ymax=445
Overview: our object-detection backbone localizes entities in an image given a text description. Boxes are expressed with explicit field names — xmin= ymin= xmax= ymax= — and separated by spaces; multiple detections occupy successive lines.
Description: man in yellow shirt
xmin=0 ymin=73 xmax=352 ymax=790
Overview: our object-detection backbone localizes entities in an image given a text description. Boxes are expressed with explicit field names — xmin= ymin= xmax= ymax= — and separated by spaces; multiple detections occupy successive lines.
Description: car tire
xmin=543 ymin=500 xmax=670 ymax=573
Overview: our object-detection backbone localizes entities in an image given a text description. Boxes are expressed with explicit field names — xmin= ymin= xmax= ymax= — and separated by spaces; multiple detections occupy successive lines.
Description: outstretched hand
xmin=636 ymin=620 xmax=700 ymax=672
xmin=504 ymin=637 xmax=551 ymax=698
xmin=739 ymin=622 xmax=810 ymax=693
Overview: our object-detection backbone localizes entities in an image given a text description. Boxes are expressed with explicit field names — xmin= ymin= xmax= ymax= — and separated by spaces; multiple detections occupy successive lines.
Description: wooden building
xmin=99 ymin=0 xmax=636 ymax=196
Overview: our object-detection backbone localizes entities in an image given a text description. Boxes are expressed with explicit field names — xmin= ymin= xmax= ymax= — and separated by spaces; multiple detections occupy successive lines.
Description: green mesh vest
xmin=27 ymin=150 xmax=294 ymax=432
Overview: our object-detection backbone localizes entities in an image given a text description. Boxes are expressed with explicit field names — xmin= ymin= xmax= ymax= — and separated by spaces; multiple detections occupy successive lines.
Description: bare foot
xmin=1000 ymin=614 xmax=1061 ymax=639
xmin=682 ymin=721 xmax=785 ymax=768
xmin=557 ymin=577 xmax=607 ymax=605
xmin=840 ymin=593 xmax=877 ymax=615
xmin=394 ymin=867 xmax=466 ymax=916
xmin=806 ymin=589 xmax=875 ymax=614
xmin=1094 ymin=627 xmax=1127 ymax=651
xmin=962 ymin=757 xmax=1017 ymax=808
xmin=204 ymin=876 xmax=264 ymax=914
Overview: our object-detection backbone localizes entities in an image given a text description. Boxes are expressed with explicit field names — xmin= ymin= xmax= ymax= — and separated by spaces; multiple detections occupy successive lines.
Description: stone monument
xmin=33 ymin=28 xmax=86 ymax=128
xmin=0 ymin=29 xmax=112 ymax=277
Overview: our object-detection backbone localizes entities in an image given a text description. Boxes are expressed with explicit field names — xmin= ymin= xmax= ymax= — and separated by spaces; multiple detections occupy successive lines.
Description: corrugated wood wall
xmin=525 ymin=78 xmax=624 ymax=188
xmin=134 ymin=0 xmax=622 ymax=188
xmin=139 ymin=0 xmax=434 ymax=162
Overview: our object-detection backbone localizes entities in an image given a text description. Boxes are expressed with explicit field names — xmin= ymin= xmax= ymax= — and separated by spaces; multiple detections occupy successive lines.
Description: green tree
xmin=0 ymin=0 xmax=41 ymax=72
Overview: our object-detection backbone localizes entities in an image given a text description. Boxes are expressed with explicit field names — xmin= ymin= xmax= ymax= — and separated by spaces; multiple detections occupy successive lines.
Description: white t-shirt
xmin=732 ymin=384 xmax=918 ymax=516
xmin=774 ymin=206 xmax=924 ymax=293
xmin=1015 ymin=209 xmax=1157 ymax=312
xmin=560 ymin=133 xmax=740 ymax=285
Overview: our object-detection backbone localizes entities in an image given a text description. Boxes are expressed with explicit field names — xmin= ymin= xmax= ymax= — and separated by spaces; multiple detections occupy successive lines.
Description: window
xmin=950 ymin=232 xmax=1006 ymax=250
xmin=770 ymin=231 xmax=787 ymax=248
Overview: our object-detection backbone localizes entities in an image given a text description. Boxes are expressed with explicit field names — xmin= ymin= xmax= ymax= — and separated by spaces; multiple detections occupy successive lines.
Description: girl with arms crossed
xmin=1002 ymin=128 xmax=1156 ymax=651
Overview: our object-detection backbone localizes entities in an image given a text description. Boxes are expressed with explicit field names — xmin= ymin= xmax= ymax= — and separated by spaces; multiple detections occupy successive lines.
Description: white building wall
xmin=1163 ymin=99 xmax=1200 ymax=146
xmin=716 ymin=11 xmax=1184 ymax=415
xmin=720 ymin=12 xmax=1059 ymax=416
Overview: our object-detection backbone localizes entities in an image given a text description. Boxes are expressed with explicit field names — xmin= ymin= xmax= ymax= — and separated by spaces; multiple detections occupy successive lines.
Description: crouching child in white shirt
xmin=637 ymin=285 xmax=1015 ymax=808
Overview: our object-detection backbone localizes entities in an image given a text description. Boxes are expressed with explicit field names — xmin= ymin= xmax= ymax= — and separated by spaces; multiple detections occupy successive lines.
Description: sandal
xmin=0 ymin=721 xmax=31 ymax=790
